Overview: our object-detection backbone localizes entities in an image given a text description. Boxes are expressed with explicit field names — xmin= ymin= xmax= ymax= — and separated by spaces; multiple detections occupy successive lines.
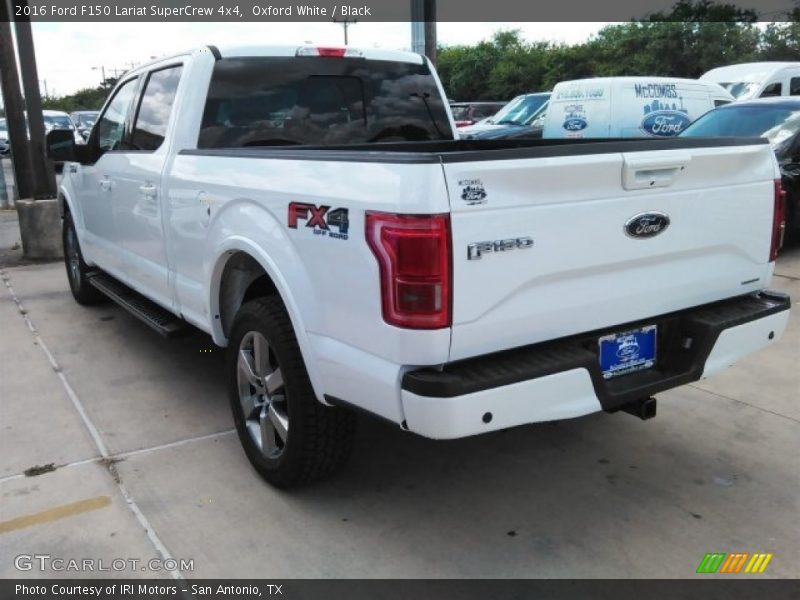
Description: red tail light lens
xmin=316 ymin=47 xmax=347 ymax=57
xmin=771 ymin=179 xmax=786 ymax=262
xmin=366 ymin=212 xmax=452 ymax=329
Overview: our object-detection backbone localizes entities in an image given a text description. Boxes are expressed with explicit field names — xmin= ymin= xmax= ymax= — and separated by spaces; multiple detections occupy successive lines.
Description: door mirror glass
xmin=45 ymin=129 xmax=76 ymax=162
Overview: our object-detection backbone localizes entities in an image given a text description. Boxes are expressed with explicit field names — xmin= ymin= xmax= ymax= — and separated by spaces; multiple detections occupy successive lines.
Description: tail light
xmin=366 ymin=212 xmax=452 ymax=329
xmin=771 ymin=179 xmax=786 ymax=262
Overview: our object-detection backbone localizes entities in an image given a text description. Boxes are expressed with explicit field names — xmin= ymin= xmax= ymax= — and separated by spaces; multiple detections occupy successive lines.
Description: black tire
xmin=62 ymin=212 xmax=105 ymax=305
xmin=227 ymin=297 xmax=356 ymax=488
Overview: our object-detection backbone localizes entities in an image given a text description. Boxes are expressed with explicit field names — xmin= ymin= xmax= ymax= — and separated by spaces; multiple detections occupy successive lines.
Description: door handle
xmin=139 ymin=184 xmax=157 ymax=198
xmin=99 ymin=177 xmax=112 ymax=192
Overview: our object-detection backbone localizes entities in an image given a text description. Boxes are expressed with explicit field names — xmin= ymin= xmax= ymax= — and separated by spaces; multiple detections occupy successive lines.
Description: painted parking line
xmin=0 ymin=496 xmax=111 ymax=535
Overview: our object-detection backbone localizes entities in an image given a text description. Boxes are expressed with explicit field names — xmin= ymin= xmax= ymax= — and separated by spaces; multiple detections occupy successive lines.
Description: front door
xmin=79 ymin=76 xmax=140 ymax=279
xmin=112 ymin=64 xmax=184 ymax=310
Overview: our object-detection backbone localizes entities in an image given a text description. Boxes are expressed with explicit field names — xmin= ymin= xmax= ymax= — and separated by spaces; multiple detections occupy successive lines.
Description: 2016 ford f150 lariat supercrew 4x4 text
xmin=46 ymin=45 xmax=791 ymax=487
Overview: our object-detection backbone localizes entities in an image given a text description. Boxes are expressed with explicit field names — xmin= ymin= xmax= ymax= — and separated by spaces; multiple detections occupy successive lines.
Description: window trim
xmin=129 ymin=62 xmax=184 ymax=154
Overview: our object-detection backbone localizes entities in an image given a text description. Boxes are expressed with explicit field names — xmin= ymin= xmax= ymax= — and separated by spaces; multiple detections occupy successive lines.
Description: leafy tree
xmin=437 ymin=1 xmax=787 ymax=102
xmin=41 ymin=85 xmax=109 ymax=113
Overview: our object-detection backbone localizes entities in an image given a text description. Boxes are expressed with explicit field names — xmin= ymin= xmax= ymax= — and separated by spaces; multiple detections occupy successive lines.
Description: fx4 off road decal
xmin=288 ymin=202 xmax=349 ymax=240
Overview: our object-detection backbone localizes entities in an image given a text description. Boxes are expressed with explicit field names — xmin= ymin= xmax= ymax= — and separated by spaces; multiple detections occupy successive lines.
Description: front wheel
xmin=62 ymin=212 xmax=105 ymax=305
xmin=227 ymin=297 xmax=356 ymax=488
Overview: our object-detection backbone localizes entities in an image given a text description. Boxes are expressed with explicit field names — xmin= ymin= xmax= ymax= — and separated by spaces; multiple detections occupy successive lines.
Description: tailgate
xmin=444 ymin=141 xmax=777 ymax=361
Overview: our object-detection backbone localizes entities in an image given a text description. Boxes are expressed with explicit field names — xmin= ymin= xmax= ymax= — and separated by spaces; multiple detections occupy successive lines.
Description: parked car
xmin=700 ymin=62 xmax=800 ymax=101
xmin=0 ymin=112 xmax=80 ymax=163
xmin=47 ymin=44 xmax=790 ymax=488
xmin=70 ymin=110 xmax=100 ymax=141
xmin=460 ymin=92 xmax=550 ymax=139
xmin=681 ymin=97 xmax=800 ymax=239
xmin=42 ymin=110 xmax=84 ymax=145
xmin=449 ymin=102 xmax=505 ymax=128
xmin=542 ymin=77 xmax=733 ymax=139
xmin=0 ymin=119 xmax=8 ymax=155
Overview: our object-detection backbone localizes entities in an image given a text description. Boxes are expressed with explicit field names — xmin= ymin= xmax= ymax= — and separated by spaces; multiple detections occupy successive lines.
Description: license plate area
xmin=598 ymin=325 xmax=657 ymax=379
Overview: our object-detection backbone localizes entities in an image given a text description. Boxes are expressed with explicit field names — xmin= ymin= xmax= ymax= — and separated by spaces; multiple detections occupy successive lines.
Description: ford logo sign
xmin=563 ymin=118 xmax=588 ymax=131
xmin=640 ymin=111 xmax=691 ymax=137
xmin=625 ymin=212 xmax=670 ymax=239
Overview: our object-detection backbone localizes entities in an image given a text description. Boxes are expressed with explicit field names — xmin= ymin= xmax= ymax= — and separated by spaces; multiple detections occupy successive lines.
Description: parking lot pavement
xmin=1 ymin=246 xmax=798 ymax=579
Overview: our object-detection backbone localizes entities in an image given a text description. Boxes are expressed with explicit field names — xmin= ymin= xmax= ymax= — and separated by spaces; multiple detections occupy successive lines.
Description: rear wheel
xmin=227 ymin=296 xmax=356 ymax=488
xmin=62 ymin=212 xmax=105 ymax=305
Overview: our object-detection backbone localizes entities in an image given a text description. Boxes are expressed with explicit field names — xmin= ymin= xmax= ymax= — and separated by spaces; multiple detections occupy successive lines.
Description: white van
xmin=542 ymin=77 xmax=733 ymax=139
xmin=700 ymin=62 xmax=800 ymax=101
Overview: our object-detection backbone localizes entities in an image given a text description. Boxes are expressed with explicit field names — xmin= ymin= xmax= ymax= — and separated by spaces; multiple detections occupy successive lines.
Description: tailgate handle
xmin=622 ymin=154 xmax=690 ymax=190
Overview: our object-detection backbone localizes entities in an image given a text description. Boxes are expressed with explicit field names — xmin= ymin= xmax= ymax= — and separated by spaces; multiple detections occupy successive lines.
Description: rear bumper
xmin=401 ymin=291 xmax=791 ymax=439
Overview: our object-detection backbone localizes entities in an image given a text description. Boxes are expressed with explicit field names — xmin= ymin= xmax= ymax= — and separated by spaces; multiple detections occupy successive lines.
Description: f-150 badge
xmin=467 ymin=237 xmax=533 ymax=260
xmin=459 ymin=179 xmax=487 ymax=205
xmin=288 ymin=202 xmax=349 ymax=240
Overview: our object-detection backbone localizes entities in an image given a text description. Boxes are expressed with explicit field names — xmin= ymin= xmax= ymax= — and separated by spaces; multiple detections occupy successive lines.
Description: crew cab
xmin=47 ymin=45 xmax=792 ymax=488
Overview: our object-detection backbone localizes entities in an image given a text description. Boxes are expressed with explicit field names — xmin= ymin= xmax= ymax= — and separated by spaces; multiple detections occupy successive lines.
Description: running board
xmin=87 ymin=272 xmax=186 ymax=337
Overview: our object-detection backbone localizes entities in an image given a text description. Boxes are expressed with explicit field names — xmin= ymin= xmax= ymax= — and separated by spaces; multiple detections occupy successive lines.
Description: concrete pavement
xmin=1 ymin=228 xmax=798 ymax=578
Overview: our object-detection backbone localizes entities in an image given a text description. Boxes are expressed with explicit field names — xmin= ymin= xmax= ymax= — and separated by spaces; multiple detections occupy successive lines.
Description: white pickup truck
xmin=47 ymin=45 xmax=791 ymax=488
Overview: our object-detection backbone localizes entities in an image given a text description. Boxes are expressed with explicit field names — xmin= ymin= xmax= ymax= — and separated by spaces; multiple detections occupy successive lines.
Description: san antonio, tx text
xmin=16 ymin=584 xmax=282 ymax=597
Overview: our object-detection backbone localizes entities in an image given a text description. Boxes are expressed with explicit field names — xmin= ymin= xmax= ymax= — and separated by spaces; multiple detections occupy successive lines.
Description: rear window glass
xmin=198 ymin=56 xmax=453 ymax=148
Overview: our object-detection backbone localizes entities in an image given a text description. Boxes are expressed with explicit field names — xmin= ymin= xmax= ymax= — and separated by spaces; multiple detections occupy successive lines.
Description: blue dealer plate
xmin=598 ymin=325 xmax=657 ymax=379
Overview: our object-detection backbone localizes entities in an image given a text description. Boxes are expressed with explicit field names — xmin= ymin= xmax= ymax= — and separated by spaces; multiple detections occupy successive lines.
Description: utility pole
xmin=411 ymin=0 xmax=437 ymax=65
xmin=423 ymin=0 xmax=436 ymax=66
xmin=4 ymin=0 xmax=63 ymax=259
xmin=93 ymin=65 xmax=107 ymax=88
xmin=15 ymin=0 xmax=57 ymax=199
xmin=0 ymin=2 xmax=34 ymax=200
xmin=333 ymin=17 xmax=357 ymax=45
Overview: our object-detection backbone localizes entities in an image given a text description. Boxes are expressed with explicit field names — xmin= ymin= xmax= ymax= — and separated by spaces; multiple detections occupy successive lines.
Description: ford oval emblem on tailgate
xmin=625 ymin=212 xmax=670 ymax=238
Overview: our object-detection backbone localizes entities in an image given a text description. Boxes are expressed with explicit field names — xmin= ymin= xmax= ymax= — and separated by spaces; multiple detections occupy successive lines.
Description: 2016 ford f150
xmin=47 ymin=45 xmax=791 ymax=487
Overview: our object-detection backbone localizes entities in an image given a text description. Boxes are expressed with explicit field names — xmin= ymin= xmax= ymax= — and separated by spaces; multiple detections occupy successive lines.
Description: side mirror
xmin=45 ymin=129 xmax=76 ymax=162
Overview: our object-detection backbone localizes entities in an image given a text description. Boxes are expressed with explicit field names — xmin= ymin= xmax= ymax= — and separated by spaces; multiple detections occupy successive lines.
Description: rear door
xmin=113 ymin=63 xmax=184 ymax=310
xmin=443 ymin=141 xmax=777 ymax=361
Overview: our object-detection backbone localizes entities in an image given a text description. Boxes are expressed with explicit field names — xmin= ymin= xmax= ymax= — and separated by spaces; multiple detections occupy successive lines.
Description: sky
xmin=26 ymin=22 xmax=612 ymax=98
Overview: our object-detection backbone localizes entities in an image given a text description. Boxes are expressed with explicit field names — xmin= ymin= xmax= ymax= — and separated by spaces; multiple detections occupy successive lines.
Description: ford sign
xmin=624 ymin=212 xmax=670 ymax=239
xmin=640 ymin=111 xmax=691 ymax=137
xmin=563 ymin=118 xmax=588 ymax=131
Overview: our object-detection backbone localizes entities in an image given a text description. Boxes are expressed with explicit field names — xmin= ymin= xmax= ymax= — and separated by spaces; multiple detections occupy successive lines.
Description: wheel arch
xmin=209 ymin=239 xmax=325 ymax=402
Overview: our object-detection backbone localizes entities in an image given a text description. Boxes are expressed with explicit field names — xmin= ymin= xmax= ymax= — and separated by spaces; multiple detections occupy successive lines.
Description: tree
xmin=436 ymin=1 xmax=778 ymax=102
xmin=41 ymin=85 xmax=109 ymax=112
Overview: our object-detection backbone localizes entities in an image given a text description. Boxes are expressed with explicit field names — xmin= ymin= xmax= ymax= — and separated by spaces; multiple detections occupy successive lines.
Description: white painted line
xmin=1 ymin=269 xmax=186 ymax=580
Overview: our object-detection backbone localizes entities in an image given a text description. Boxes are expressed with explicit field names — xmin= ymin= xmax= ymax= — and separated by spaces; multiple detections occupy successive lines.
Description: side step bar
xmin=87 ymin=272 xmax=186 ymax=337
